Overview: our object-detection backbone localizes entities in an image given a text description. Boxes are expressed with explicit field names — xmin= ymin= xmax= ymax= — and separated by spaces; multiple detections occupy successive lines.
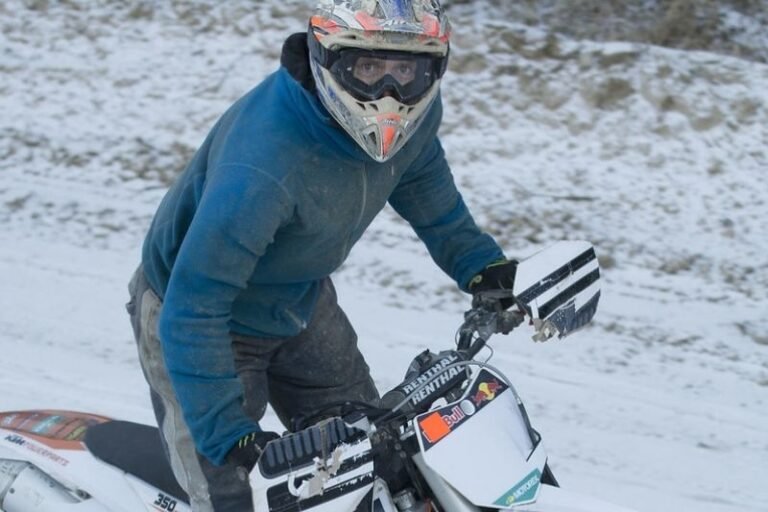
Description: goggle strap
xmin=308 ymin=27 xmax=449 ymax=78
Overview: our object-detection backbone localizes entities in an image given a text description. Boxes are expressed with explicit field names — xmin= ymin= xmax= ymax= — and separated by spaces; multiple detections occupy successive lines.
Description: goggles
xmin=312 ymin=44 xmax=449 ymax=105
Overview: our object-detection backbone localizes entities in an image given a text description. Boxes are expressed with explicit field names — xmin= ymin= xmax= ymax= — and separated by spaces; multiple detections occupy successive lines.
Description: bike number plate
xmin=414 ymin=369 xmax=546 ymax=508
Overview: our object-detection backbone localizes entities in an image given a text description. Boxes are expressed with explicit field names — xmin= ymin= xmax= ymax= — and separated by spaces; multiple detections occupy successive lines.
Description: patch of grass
xmin=736 ymin=322 xmax=768 ymax=346
xmin=444 ymin=0 xmax=768 ymax=63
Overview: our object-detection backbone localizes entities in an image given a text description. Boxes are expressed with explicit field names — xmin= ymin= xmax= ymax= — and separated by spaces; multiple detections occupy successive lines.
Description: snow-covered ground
xmin=1 ymin=2 xmax=766 ymax=511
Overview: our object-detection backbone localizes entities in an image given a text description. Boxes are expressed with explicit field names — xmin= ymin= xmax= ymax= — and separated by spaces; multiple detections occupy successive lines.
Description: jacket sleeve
xmin=388 ymin=137 xmax=505 ymax=291
xmin=158 ymin=163 xmax=294 ymax=465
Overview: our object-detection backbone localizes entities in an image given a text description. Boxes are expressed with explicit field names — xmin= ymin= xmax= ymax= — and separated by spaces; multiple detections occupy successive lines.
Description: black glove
xmin=468 ymin=259 xmax=518 ymax=308
xmin=226 ymin=431 xmax=280 ymax=471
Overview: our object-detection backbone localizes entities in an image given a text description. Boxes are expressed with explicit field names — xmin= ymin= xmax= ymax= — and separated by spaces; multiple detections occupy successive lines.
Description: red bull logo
xmin=441 ymin=406 xmax=466 ymax=427
xmin=471 ymin=379 xmax=502 ymax=406
xmin=418 ymin=405 xmax=466 ymax=444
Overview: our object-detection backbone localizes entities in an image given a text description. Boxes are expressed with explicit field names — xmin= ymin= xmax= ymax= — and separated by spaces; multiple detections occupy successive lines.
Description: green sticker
xmin=493 ymin=469 xmax=541 ymax=507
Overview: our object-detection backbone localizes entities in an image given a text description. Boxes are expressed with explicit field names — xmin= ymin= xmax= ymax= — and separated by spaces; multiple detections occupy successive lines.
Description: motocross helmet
xmin=308 ymin=0 xmax=451 ymax=162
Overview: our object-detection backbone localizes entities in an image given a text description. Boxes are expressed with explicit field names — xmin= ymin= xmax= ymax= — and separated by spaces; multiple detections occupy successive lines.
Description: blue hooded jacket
xmin=141 ymin=45 xmax=504 ymax=465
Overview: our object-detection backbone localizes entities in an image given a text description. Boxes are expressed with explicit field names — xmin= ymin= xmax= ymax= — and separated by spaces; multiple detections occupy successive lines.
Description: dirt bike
xmin=0 ymin=241 xmax=636 ymax=512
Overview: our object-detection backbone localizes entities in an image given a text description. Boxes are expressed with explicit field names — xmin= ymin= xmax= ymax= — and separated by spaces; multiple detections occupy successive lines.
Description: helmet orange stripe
xmin=381 ymin=125 xmax=397 ymax=157
xmin=355 ymin=12 xmax=383 ymax=31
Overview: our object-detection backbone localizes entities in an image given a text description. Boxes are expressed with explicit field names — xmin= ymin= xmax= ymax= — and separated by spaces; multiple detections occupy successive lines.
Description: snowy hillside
xmin=1 ymin=1 xmax=766 ymax=511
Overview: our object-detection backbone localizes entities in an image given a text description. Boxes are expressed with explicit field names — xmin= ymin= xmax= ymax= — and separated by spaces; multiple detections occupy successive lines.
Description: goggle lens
xmin=352 ymin=57 xmax=419 ymax=86
xmin=328 ymin=49 xmax=445 ymax=105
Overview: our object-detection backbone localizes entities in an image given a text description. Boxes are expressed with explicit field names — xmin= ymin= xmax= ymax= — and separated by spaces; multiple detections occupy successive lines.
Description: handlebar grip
xmin=379 ymin=390 xmax=407 ymax=410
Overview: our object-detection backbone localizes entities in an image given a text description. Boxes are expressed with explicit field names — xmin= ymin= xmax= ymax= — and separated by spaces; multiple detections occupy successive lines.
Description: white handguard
xmin=513 ymin=241 xmax=601 ymax=341
xmin=250 ymin=418 xmax=375 ymax=512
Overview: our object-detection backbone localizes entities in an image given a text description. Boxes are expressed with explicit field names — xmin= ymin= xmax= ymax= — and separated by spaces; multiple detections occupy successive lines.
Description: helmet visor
xmin=328 ymin=49 xmax=446 ymax=105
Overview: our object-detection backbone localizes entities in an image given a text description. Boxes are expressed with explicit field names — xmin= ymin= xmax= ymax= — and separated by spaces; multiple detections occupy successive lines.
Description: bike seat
xmin=84 ymin=420 xmax=189 ymax=504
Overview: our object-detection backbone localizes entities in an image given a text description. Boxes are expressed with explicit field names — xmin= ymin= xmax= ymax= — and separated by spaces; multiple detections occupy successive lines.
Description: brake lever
xmin=463 ymin=293 xmax=525 ymax=340
xmin=497 ymin=309 xmax=525 ymax=334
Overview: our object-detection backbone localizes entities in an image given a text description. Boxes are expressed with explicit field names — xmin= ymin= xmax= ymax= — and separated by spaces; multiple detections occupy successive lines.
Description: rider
xmin=126 ymin=1 xmax=517 ymax=510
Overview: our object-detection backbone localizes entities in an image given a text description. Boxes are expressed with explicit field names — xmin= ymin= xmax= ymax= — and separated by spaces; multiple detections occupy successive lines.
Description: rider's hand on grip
xmin=468 ymin=259 xmax=518 ymax=309
xmin=226 ymin=430 xmax=280 ymax=472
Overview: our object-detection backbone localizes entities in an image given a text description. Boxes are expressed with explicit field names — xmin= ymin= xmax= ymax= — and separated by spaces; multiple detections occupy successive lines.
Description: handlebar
xmin=457 ymin=291 xmax=525 ymax=357
xmin=294 ymin=293 xmax=526 ymax=430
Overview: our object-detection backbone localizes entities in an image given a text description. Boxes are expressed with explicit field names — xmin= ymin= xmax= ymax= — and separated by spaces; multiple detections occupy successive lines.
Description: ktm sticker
xmin=3 ymin=434 xmax=69 ymax=466
xmin=419 ymin=412 xmax=451 ymax=444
